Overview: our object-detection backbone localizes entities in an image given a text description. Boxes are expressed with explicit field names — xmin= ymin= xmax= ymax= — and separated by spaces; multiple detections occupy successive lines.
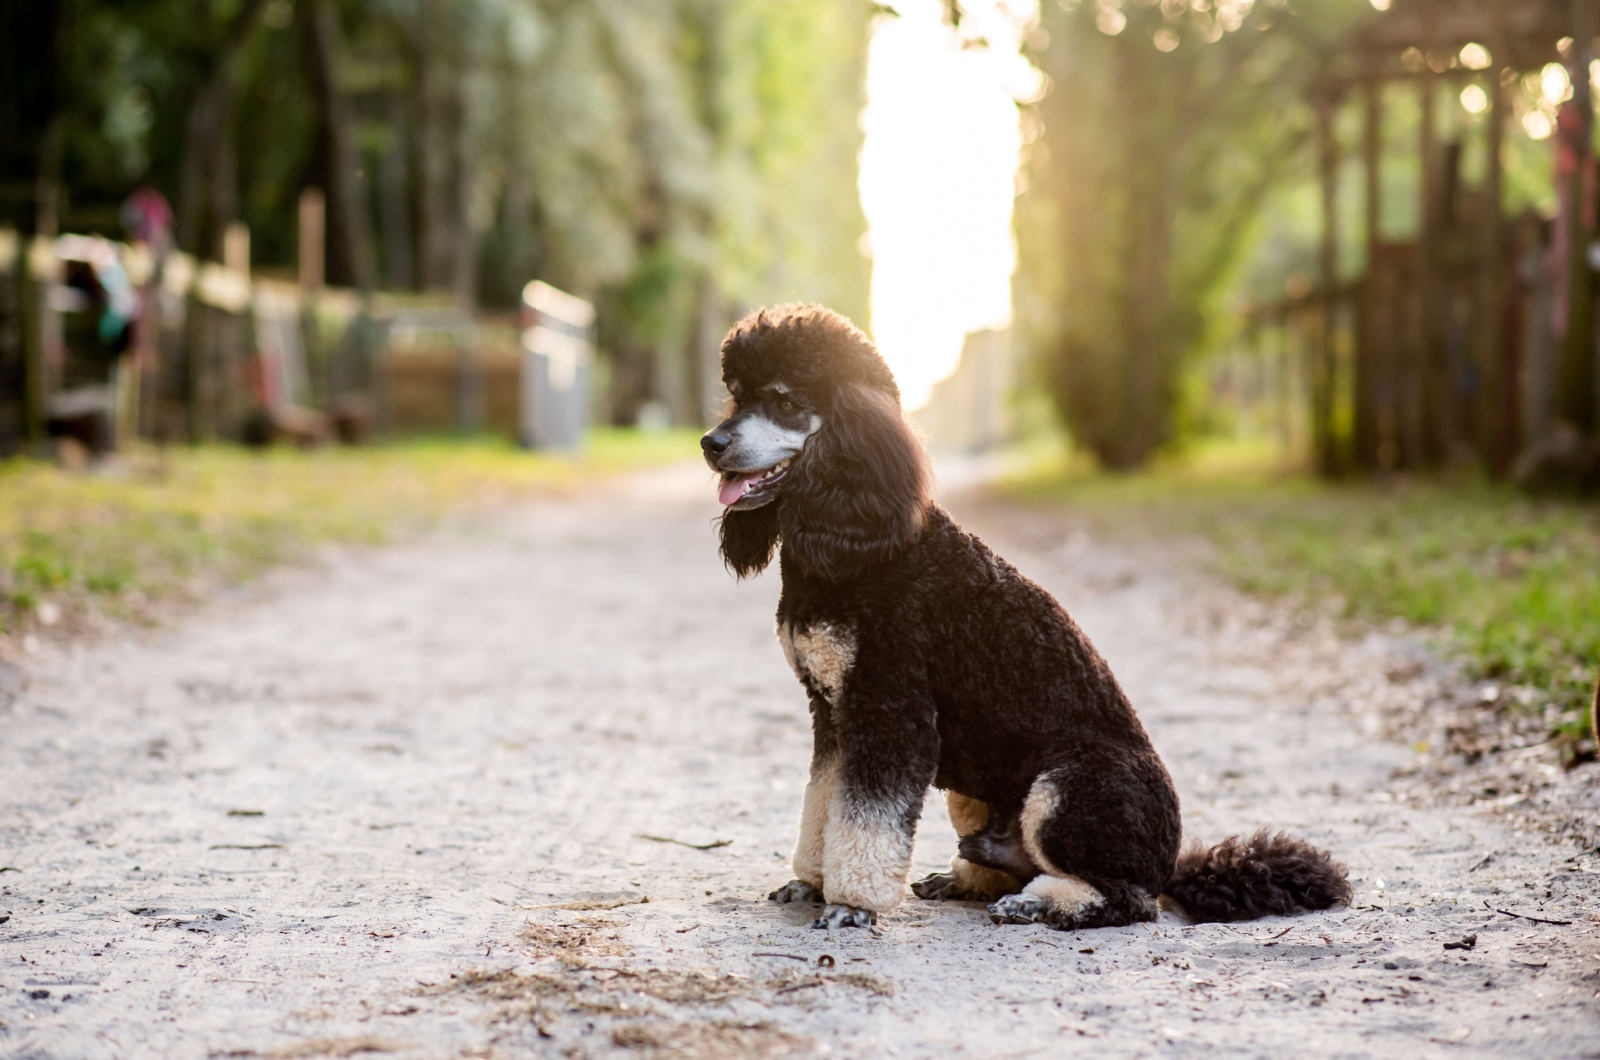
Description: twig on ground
xmin=1256 ymin=925 xmax=1293 ymax=941
xmin=1486 ymin=902 xmax=1571 ymax=926
xmin=775 ymin=979 xmax=824 ymax=995
xmin=637 ymin=834 xmax=732 ymax=850
xmin=752 ymin=952 xmax=810 ymax=962
xmin=520 ymin=896 xmax=650 ymax=912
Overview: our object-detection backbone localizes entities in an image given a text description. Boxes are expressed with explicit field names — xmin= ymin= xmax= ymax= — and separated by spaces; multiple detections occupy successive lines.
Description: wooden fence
xmin=0 ymin=229 xmax=565 ymax=456
xmin=1246 ymin=208 xmax=1577 ymax=480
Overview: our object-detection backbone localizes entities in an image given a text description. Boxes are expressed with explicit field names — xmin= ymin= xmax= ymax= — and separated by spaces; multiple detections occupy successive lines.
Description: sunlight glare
xmin=1541 ymin=62 xmax=1573 ymax=105
xmin=859 ymin=0 xmax=1040 ymax=410
xmin=1458 ymin=43 xmax=1491 ymax=71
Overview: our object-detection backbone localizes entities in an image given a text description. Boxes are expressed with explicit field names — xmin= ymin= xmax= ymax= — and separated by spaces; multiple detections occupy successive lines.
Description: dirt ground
xmin=2 ymin=460 xmax=1599 ymax=1059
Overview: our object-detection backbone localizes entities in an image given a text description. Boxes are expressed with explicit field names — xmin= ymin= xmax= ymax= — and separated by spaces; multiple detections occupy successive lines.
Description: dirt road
xmin=3 ymin=462 xmax=1598 ymax=1058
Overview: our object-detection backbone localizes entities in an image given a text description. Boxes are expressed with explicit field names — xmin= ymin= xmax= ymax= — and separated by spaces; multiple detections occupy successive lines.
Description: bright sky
xmin=859 ymin=0 xmax=1040 ymax=409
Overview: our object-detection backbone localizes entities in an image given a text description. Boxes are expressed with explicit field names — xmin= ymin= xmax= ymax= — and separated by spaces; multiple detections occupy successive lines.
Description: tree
xmin=1016 ymin=0 xmax=1361 ymax=469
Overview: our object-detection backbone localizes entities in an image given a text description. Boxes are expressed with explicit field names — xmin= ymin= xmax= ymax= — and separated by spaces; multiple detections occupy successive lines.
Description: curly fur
xmin=1165 ymin=830 xmax=1352 ymax=923
xmin=705 ymin=303 xmax=1351 ymax=931
xmin=719 ymin=501 xmax=780 ymax=579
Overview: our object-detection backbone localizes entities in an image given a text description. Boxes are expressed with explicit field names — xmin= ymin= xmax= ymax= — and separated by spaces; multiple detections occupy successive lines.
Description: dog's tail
xmin=1162 ymin=829 xmax=1351 ymax=923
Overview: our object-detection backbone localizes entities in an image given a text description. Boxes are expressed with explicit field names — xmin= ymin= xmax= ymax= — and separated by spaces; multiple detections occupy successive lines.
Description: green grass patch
xmin=0 ymin=428 xmax=702 ymax=634
xmin=1001 ymin=440 xmax=1600 ymax=739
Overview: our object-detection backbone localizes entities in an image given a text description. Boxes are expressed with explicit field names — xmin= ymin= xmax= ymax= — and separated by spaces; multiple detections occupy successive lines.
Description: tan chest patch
xmin=776 ymin=621 xmax=857 ymax=703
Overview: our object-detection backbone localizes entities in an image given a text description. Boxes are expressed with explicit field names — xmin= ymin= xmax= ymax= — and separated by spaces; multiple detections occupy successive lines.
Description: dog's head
xmin=702 ymin=304 xmax=930 ymax=582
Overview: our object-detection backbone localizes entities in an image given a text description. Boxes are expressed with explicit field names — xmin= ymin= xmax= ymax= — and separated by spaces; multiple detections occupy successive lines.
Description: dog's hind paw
xmin=812 ymin=903 xmax=876 ymax=930
xmin=768 ymin=879 xmax=821 ymax=904
xmin=987 ymin=893 xmax=1054 ymax=927
xmin=911 ymin=871 xmax=971 ymax=901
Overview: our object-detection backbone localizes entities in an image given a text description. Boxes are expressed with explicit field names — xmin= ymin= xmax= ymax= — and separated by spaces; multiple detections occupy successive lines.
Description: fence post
xmin=1354 ymin=71 xmax=1383 ymax=471
xmin=457 ymin=315 xmax=481 ymax=434
xmin=298 ymin=189 xmax=326 ymax=414
xmin=1314 ymin=91 xmax=1341 ymax=476
xmin=20 ymin=238 xmax=50 ymax=451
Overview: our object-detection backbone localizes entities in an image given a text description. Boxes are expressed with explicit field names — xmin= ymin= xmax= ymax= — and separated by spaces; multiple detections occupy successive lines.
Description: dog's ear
xmin=718 ymin=502 xmax=781 ymax=579
xmin=781 ymin=382 xmax=930 ymax=582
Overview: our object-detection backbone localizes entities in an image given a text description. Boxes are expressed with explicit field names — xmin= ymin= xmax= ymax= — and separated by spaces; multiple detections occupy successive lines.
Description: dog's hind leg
xmin=911 ymin=792 xmax=1022 ymax=903
xmin=986 ymin=753 xmax=1177 ymax=930
xmin=988 ymin=874 xmax=1156 ymax=929
xmin=958 ymin=811 xmax=1040 ymax=881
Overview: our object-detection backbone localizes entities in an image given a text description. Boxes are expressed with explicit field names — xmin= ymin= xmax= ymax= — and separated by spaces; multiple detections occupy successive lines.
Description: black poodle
xmin=701 ymin=303 xmax=1351 ymax=931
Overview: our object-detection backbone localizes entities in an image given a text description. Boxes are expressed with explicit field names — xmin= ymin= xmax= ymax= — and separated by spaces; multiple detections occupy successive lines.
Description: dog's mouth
xmin=717 ymin=460 xmax=791 ymax=507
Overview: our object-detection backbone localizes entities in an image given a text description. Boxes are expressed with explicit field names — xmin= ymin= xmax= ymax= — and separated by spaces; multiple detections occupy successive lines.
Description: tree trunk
xmin=411 ymin=0 xmax=461 ymax=293
xmin=176 ymin=0 xmax=270 ymax=259
xmin=306 ymin=1 xmax=376 ymax=292
xmin=452 ymin=80 xmax=475 ymax=306
xmin=3 ymin=0 xmax=70 ymax=450
xmin=377 ymin=97 xmax=414 ymax=290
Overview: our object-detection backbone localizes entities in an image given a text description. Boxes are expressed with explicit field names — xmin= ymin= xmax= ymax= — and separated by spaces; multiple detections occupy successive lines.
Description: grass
xmin=1000 ymin=438 xmax=1600 ymax=741
xmin=0 ymin=428 xmax=702 ymax=636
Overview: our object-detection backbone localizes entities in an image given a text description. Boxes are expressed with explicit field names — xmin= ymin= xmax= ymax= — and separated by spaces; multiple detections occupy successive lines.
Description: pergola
xmin=1304 ymin=0 xmax=1593 ymax=476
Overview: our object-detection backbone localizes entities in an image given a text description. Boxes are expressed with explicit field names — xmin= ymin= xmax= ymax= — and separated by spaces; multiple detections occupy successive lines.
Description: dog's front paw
xmin=911 ymin=871 xmax=969 ymax=901
xmin=812 ymin=903 xmax=876 ymax=930
xmin=987 ymin=893 xmax=1052 ymax=926
xmin=768 ymin=879 xmax=821 ymax=904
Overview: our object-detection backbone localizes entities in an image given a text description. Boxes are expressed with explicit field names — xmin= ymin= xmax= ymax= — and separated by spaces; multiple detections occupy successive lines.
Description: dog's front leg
xmin=814 ymin=695 xmax=937 ymax=930
xmin=770 ymin=715 xmax=835 ymax=905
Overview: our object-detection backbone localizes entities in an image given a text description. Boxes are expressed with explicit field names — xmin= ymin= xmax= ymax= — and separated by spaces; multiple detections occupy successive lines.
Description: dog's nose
xmin=701 ymin=432 xmax=732 ymax=456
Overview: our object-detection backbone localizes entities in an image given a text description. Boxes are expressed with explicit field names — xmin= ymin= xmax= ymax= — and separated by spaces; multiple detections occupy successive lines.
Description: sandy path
xmin=2 ymin=462 xmax=1597 ymax=1058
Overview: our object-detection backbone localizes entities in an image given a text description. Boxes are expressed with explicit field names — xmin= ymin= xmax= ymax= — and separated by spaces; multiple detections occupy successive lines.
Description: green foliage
xmin=0 ymin=429 xmax=700 ymax=634
xmin=1016 ymin=0 xmax=1368 ymax=469
xmin=709 ymin=0 xmax=871 ymax=323
xmin=1004 ymin=446 xmax=1600 ymax=739
xmin=13 ymin=0 xmax=871 ymax=426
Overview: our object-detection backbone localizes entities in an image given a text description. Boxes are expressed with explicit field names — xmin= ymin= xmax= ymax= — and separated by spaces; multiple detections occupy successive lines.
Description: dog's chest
xmin=776 ymin=620 xmax=857 ymax=703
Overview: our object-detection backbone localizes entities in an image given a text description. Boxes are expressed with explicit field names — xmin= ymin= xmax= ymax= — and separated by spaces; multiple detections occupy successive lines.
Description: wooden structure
xmin=0 ymin=228 xmax=562 ymax=455
xmin=1298 ymin=0 xmax=1594 ymax=477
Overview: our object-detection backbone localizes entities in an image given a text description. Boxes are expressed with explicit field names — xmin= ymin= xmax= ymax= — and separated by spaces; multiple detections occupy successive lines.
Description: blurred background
xmin=6 ymin=0 xmax=1600 ymax=477
xmin=1 ymin=1 xmax=1597 ymax=744
xmin=6 ymin=0 xmax=1600 ymax=479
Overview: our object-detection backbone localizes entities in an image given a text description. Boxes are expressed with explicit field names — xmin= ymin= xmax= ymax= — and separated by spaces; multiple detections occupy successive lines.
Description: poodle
xmin=700 ymin=303 xmax=1351 ymax=931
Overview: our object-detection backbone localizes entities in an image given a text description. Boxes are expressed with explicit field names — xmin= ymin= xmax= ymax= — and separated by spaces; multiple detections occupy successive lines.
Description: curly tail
xmin=1163 ymin=829 xmax=1352 ymax=923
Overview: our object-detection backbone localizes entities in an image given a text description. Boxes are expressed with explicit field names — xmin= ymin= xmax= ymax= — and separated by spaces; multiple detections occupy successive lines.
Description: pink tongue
xmin=718 ymin=473 xmax=761 ymax=506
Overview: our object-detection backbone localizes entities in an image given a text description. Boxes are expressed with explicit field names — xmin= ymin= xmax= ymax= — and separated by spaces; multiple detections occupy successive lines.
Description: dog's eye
xmin=777 ymin=399 xmax=797 ymax=413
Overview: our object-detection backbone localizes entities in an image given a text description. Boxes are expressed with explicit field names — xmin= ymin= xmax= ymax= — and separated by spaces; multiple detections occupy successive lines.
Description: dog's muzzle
xmin=701 ymin=427 xmax=791 ymax=510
